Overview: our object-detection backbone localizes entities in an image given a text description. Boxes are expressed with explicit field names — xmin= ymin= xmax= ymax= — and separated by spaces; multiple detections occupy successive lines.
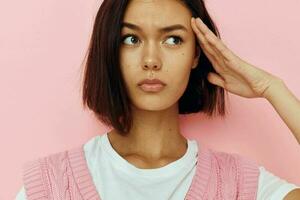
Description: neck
xmin=107 ymin=103 xmax=188 ymax=161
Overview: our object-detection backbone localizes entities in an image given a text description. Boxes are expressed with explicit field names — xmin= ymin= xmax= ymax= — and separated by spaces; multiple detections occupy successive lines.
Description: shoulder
xmin=22 ymin=135 xmax=100 ymax=169
xmin=206 ymin=147 xmax=260 ymax=186
xmin=21 ymin=146 xmax=82 ymax=185
xmin=196 ymin=147 xmax=260 ymax=199
xmin=21 ymin=143 xmax=87 ymax=184
xmin=21 ymin=135 xmax=102 ymax=199
xmin=21 ymin=145 xmax=85 ymax=200
xmin=208 ymin=147 xmax=259 ymax=169
xmin=22 ymin=146 xmax=82 ymax=170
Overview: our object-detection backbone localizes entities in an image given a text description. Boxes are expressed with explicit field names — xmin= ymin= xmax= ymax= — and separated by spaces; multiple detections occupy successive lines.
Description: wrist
xmin=262 ymin=78 xmax=286 ymax=100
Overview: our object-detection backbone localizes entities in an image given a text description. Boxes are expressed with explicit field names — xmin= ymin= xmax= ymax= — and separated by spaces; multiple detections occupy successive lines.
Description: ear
xmin=192 ymin=45 xmax=201 ymax=69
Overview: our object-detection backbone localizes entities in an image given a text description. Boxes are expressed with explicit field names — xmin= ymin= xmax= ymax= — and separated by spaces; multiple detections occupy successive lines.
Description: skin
xmin=189 ymin=17 xmax=300 ymax=198
xmin=109 ymin=0 xmax=300 ymax=198
xmin=108 ymin=0 xmax=200 ymax=168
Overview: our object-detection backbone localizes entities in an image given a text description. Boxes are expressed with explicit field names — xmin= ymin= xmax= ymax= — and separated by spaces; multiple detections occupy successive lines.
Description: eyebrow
xmin=121 ymin=22 xmax=188 ymax=33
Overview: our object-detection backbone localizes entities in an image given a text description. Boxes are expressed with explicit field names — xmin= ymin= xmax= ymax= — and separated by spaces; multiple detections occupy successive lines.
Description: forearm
xmin=263 ymin=78 xmax=300 ymax=144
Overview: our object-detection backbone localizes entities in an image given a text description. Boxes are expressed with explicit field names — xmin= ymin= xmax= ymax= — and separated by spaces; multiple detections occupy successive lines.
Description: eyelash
xmin=121 ymin=34 xmax=184 ymax=46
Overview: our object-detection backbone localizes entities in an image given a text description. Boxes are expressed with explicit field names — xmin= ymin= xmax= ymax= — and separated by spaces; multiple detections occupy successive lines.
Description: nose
xmin=142 ymin=43 xmax=162 ymax=71
xmin=142 ymin=61 xmax=161 ymax=71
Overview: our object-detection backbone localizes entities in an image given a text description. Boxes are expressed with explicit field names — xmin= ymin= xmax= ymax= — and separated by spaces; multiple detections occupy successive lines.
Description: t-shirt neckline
xmin=68 ymin=133 xmax=212 ymax=200
xmin=101 ymin=132 xmax=198 ymax=177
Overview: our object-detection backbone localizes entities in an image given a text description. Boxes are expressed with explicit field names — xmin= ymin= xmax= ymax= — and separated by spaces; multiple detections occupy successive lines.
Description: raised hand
xmin=191 ymin=17 xmax=281 ymax=99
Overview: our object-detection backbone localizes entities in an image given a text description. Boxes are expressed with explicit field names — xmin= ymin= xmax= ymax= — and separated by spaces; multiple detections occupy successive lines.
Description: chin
xmin=131 ymin=99 xmax=178 ymax=112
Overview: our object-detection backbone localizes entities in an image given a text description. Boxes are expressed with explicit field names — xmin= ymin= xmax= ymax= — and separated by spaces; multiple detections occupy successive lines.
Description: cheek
xmin=167 ymin=51 xmax=194 ymax=78
xmin=166 ymin=51 xmax=195 ymax=94
xmin=119 ymin=52 xmax=138 ymax=85
xmin=168 ymin=68 xmax=191 ymax=94
xmin=120 ymin=66 xmax=136 ymax=93
xmin=166 ymin=42 xmax=196 ymax=70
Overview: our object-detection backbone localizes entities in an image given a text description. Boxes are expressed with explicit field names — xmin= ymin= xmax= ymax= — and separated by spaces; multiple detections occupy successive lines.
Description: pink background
xmin=1 ymin=0 xmax=300 ymax=199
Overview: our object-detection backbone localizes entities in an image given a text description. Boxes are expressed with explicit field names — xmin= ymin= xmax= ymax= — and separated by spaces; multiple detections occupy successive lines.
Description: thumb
xmin=207 ymin=72 xmax=226 ymax=88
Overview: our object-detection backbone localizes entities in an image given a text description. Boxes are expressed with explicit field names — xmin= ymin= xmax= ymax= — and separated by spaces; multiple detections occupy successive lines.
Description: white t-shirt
xmin=16 ymin=133 xmax=300 ymax=200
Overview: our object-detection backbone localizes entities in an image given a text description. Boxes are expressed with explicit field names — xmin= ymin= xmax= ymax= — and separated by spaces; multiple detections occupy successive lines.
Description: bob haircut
xmin=82 ymin=0 xmax=228 ymax=135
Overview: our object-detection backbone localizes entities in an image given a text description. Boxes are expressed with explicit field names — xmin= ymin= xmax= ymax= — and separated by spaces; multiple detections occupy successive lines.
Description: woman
xmin=16 ymin=0 xmax=300 ymax=199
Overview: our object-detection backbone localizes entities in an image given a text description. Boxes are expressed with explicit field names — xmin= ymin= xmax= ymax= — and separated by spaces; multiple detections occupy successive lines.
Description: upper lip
xmin=138 ymin=78 xmax=166 ymax=86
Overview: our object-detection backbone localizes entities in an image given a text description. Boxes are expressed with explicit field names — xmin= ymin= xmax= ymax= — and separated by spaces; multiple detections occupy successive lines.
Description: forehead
xmin=122 ymin=0 xmax=192 ymax=30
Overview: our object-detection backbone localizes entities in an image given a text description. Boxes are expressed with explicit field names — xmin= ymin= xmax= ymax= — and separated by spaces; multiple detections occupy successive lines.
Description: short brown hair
xmin=81 ymin=0 xmax=228 ymax=135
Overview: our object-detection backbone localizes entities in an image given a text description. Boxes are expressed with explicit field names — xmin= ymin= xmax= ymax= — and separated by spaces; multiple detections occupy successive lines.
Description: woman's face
xmin=119 ymin=0 xmax=200 ymax=111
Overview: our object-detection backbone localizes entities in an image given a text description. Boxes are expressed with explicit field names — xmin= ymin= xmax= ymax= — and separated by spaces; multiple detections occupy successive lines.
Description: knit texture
xmin=22 ymin=143 xmax=260 ymax=200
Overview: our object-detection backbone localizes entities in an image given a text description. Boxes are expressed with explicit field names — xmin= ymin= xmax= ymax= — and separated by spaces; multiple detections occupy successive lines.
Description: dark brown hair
xmin=81 ymin=0 xmax=228 ymax=135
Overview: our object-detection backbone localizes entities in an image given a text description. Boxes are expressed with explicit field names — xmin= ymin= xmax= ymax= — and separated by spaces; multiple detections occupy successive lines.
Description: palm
xmin=191 ymin=17 xmax=279 ymax=98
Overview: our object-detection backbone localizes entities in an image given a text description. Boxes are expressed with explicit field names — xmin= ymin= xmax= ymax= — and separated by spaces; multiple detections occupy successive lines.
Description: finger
xmin=191 ymin=18 xmax=221 ymax=63
xmin=200 ymin=46 xmax=225 ymax=73
xmin=191 ymin=18 xmax=227 ymax=70
xmin=203 ymin=30 xmax=246 ymax=75
xmin=205 ymin=33 xmax=235 ymax=62
xmin=191 ymin=18 xmax=227 ymax=73
xmin=190 ymin=19 xmax=212 ymax=52
xmin=195 ymin=18 xmax=234 ymax=62
xmin=207 ymin=72 xmax=226 ymax=88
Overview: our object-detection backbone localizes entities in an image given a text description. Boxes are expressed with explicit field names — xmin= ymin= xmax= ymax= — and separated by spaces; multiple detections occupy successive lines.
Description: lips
xmin=138 ymin=83 xmax=165 ymax=92
xmin=138 ymin=78 xmax=166 ymax=86
xmin=138 ymin=78 xmax=166 ymax=92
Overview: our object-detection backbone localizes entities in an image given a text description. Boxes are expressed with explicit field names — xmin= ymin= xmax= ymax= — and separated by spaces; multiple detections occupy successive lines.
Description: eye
xmin=121 ymin=34 xmax=140 ymax=45
xmin=164 ymin=35 xmax=183 ymax=46
xmin=121 ymin=34 xmax=183 ymax=46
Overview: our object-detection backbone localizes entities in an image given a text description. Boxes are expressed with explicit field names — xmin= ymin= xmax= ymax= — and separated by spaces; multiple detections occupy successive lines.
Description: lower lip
xmin=138 ymin=83 xmax=165 ymax=92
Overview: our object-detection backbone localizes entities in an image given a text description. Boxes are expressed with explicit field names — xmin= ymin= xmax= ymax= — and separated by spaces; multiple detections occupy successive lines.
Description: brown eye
xmin=165 ymin=36 xmax=183 ymax=46
xmin=122 ymin=34 xmax=139 ymax=45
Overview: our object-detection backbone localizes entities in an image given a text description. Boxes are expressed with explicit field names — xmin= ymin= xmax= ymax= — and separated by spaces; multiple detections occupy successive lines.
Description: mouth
xmin=137 ymin=78 xmax=166 ymax=86
xmin=138 ymin=83 xmax=165 ymax=92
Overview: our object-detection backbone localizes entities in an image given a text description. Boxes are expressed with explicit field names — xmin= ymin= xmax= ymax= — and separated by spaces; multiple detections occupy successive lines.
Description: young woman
xmin=16 ymin=0 xmax=300 ymax=199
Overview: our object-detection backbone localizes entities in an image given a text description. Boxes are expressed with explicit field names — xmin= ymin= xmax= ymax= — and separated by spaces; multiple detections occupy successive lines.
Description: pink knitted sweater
xmin=22 ymin=143 xmax=260 ymax=200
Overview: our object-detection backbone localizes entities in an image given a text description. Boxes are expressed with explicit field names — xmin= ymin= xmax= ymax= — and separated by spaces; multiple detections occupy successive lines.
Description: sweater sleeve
xmin=15 ymin=186 xmax=27 ymax=200
xmin=256 ymin=166 xmax=300 ymax=200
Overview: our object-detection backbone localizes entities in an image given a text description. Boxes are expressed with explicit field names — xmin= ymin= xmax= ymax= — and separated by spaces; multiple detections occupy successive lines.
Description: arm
xmin=263 ymin=78 xmax=300 ymax=144
xmin=190 ymin=16 xmax=300 ymax=200
xmin=191 ymin=17 xmax=300 ymax=144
